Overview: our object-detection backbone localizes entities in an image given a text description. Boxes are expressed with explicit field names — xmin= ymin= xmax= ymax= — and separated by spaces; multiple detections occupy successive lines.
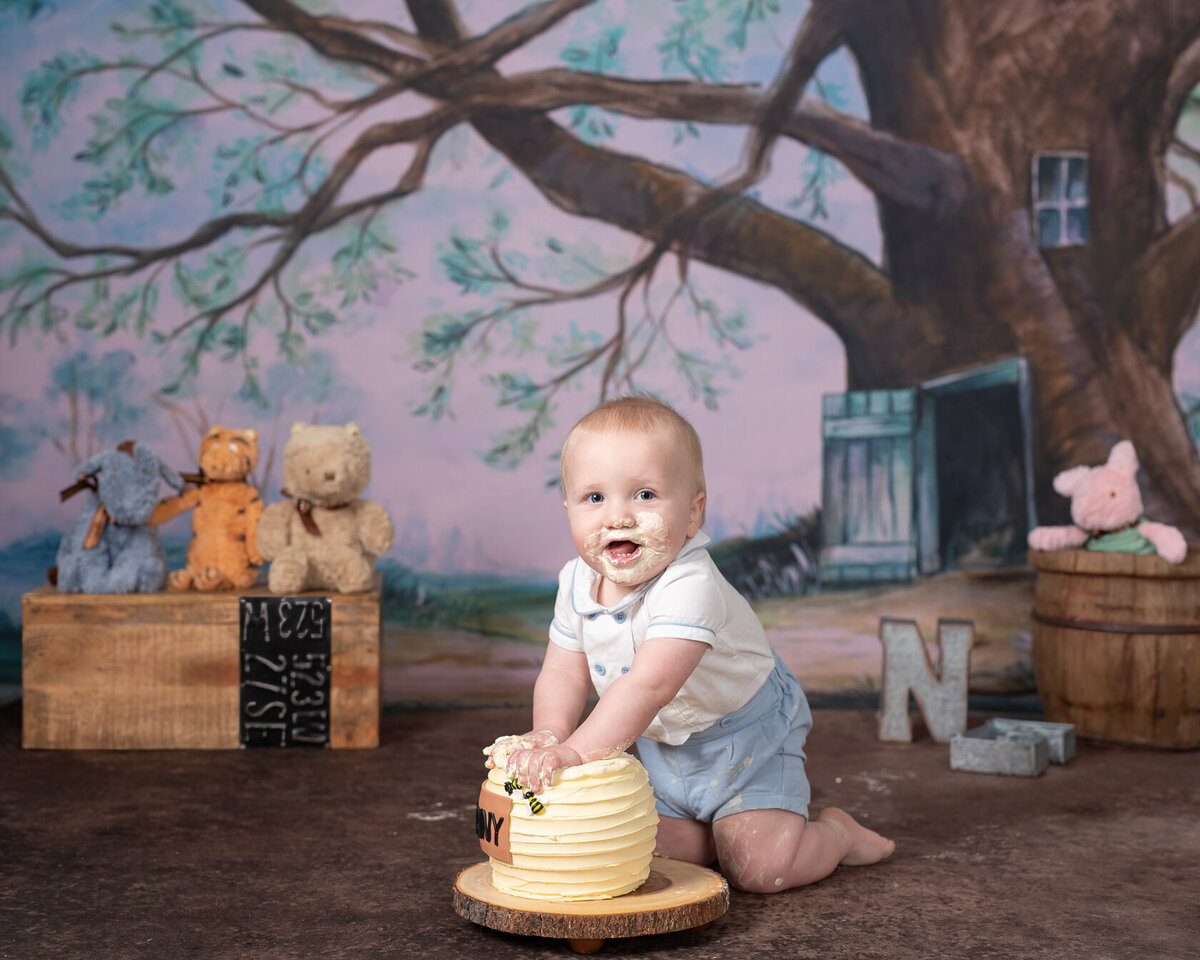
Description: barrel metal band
xmin=1032 ymin=610 xmax=1199 ymax=636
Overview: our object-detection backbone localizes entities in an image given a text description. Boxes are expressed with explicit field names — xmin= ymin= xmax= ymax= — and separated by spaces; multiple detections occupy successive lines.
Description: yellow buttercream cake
xmin=477 ymin=738 xmax=659 ymax=901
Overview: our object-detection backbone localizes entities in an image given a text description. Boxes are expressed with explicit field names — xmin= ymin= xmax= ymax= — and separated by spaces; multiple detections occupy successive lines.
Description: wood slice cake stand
xmin=453 ymin=856 xmax=729 ymax=953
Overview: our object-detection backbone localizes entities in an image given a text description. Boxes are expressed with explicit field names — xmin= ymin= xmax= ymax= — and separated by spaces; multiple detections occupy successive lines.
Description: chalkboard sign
xmin=239 ymin=596 xmax=332 ymax=748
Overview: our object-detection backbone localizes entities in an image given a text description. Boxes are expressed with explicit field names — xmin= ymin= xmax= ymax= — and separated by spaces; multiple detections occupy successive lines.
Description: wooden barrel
xmin=1029 ymin=549 xmax=1200 ymax=749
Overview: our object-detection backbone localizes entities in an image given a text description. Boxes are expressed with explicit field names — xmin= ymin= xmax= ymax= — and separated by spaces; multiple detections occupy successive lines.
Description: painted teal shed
xmin=819 ymin=357 xmax=1036 ymax=583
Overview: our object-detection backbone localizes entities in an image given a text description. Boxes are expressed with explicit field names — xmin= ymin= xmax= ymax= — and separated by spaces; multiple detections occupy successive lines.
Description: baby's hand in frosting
xmin=507 ymin=744 xmax=582 ymax=793
xmin=483 ymin=729 xmax=559 ymax=769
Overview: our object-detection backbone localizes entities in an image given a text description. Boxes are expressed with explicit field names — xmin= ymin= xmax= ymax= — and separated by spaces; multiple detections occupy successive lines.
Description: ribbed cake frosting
xmin=479 ymin=746 xmax=659 ymax=901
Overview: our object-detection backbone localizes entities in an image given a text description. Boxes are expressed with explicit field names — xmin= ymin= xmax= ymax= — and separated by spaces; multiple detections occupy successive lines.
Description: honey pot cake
xmin=477 ymin=736 xmax=659 ymax=901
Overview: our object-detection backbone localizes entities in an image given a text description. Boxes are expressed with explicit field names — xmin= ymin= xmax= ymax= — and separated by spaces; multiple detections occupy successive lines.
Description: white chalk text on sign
xmin=239 ymin=596 xmax=333 ymax=748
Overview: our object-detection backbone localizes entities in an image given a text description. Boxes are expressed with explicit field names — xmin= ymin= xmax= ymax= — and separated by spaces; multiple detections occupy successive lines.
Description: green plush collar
xmin=1085 ymin=518 xmax=1156 ymax=554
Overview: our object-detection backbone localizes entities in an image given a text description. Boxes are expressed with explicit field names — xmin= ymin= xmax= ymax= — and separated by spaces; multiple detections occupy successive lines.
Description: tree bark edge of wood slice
xmin=452 ymin=858 xmax=730 ymax=941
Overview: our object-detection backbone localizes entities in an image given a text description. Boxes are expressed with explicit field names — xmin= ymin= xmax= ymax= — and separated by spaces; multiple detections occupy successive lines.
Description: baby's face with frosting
xmin=561 ymin=427 xmax=704 ymax=604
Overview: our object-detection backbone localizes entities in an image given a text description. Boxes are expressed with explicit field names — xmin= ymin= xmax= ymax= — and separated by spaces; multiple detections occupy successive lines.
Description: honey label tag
xmin=475 ymin=783 xmax=513 ymax=863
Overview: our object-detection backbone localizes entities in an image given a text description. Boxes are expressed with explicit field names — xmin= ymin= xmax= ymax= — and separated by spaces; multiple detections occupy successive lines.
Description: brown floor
xmin=2 ymin=701 xmax=1198 ymax=960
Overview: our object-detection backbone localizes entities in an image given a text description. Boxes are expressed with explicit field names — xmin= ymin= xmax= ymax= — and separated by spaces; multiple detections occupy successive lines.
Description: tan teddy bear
xmin=256 ymin=422 xmax=394 ymax=594
xmin=151 ymin=426 xmax=264 ymax=590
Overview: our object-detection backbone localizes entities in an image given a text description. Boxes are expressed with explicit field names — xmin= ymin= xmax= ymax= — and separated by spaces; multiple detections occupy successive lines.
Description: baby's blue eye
xmin=587 ymin=493 xmax=604 ymax=504
xmin=635 ymin=490 xmax=655 ymax=501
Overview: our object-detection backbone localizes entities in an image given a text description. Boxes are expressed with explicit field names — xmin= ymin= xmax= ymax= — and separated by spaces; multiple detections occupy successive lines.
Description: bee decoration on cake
xmin=505 ymin=776 xmax=546 ymax=815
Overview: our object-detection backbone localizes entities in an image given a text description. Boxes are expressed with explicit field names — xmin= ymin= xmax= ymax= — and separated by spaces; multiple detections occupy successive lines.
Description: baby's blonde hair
xmin=560 ymin=395 xmax=706 ymax=520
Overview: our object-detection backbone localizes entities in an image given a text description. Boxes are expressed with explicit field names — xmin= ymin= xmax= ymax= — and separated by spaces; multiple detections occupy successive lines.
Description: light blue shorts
xmin=636 ymin=653 xmax=812 ymax=823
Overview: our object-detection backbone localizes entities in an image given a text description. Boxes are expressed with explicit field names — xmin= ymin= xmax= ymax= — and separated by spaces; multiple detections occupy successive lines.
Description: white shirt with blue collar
xmin=549 ymin=531 xmax=776 ymax=745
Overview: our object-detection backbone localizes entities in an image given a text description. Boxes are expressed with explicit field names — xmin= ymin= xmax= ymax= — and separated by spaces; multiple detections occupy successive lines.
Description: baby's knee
xmin=714 ymin=813 xmax=805 ymax=893
xmin=720 ymin=857 xmax=790 ymax=895
xmin=715 ymin=838 xmax=788 ymax=894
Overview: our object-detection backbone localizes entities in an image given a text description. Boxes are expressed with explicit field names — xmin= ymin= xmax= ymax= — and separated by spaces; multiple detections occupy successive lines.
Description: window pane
xmin=1038 ymin=208 xmax=1061 ymax=247
xmin=1066 ymin=207 xmax=1089 ymax=244
xmin=1066 ymin=158 xmax=1088 ymax=200
xmin=1037 ymin=156 xmax=1063 ymax=202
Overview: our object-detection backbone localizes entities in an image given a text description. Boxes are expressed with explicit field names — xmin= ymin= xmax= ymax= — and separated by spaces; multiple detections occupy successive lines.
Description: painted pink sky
xmin=0 ymin=1 xmax=863 ymax=578
xmin=1 ymin=1 xmax=1197 ymax=581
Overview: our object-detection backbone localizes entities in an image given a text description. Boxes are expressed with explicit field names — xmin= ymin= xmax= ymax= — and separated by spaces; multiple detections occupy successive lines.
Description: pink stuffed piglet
xmin=1027 ymin=441 xmax=1187 ymax=564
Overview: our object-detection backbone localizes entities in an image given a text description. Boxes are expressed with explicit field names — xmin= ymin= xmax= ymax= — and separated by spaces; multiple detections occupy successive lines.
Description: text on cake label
xmin=476 ymin=784 xmax=513 ymax=863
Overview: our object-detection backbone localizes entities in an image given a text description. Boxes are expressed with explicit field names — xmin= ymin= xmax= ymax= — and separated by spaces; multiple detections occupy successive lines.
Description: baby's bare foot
xmin=817 ymin=808 xmax=895 ymax=866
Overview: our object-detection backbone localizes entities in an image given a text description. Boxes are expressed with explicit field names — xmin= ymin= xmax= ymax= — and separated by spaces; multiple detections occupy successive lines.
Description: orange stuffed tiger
xmin=152 ymin=426 xmax=264 ymax=590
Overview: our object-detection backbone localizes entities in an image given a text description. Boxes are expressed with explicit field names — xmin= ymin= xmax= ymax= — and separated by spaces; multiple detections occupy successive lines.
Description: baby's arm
xmin=508 ymin=636 xmax=707 ymax=791
xmin=484 ymin=642 xmax=591 ymax=770
xmin=531 ymin=641 xmax=594 ymax=743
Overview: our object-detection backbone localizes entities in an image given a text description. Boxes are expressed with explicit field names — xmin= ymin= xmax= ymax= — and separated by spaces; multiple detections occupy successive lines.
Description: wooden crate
xmin=21 ymin=576 xmax=381 ymax=750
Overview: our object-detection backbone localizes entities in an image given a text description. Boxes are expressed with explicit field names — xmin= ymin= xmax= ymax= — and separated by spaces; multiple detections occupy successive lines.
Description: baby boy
xmin=491 ymin=395 xmax=893 ymax=893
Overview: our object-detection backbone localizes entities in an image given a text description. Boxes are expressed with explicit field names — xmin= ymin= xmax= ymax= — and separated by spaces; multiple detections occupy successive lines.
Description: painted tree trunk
xmin=841 ymin=0 xmax=1200 ymax=532
xmin=404 ymin=0 xmax=1200 ymax=534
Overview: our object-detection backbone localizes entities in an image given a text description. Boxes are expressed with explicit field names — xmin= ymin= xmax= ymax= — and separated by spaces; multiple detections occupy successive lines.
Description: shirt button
xmin=613 ymin=612 xmax=627 ymax=623
xmin=594 ymin=663 xmax=606 ymax=676
xmin=720 ymin=717 xmax=733 ymax=728
xmin=587 ymin=613 xmax=598 ymax=621
xmin=620 ymin=666 xmax=630 ymax=674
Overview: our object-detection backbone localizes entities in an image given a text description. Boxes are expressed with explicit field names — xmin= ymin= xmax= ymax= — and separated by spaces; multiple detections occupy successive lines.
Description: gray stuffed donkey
xmin=54 ymin=440 xmax=184 ymax=593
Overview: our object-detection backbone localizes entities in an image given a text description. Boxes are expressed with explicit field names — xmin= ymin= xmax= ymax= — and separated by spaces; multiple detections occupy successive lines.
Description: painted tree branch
xmin=160 ymin=104 xmax=461 ymax=346
xmin=1 ymin=93 xmax=456 ymax=365
xmin=1174 ymin=136 xmax=1200 ymax=170
xmin=400 ymin=0 xmax=929 ymax=360
xmin=1168 ymin=164 xmax=1200 ymax=211
xmin=240 ymin=0 xmax=417 ymax=74
xmin=737 ymin=0 xmax=847 ymax=186
xmin=414 ymin=0 xmax=596 ymax=85
xmin=248 ymin=0 xmax=968 ymax=216
xmin=471 ymin=109 xmax=925 ymax=363
xmin=591 ymin=0 xmax=850 ymax=362
xmin=242 ymin=0 xmax=595 ymax=94
xmin=0 ymin=160 xmax=287 ymax=262
xmin=1127 ymin=208 xmax=1200 ymax=369
xmin=1161 ymin=32 xmax=1200 ymax=145
xmin=320 ymin=17 xmax=441 ymax=59
xmin=127 ymin=22 xmax=269 ymax=97
xmin=451 ymin=69 xmax=970 ymax=217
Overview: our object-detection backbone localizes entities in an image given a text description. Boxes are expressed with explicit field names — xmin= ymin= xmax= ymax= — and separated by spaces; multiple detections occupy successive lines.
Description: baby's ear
xmin=688 ymin=491 xmax=706 ymax=536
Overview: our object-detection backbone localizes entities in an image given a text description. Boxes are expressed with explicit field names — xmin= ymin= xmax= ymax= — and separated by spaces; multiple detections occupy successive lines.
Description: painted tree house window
xmin=1033 ymin=152 xmax=1089 ymax=247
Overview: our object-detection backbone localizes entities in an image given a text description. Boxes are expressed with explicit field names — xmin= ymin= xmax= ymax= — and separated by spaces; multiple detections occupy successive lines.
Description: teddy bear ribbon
xmin=59 ymin=474 xmax=98 ymax=502
xmin=294 ymin=497 xmax=321 ymax=536
xmin=59 ymin=474 xmax=108 ymax=549
xmin=280 ymin=488 xmax=349 ymax=537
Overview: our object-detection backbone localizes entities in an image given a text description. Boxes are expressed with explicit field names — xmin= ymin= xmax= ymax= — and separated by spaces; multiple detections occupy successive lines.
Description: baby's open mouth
xmin=604 ymin=540 xmax=641 ymax=564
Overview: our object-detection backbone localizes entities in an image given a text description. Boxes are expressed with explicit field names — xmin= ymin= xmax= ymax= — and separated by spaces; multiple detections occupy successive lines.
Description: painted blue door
xmin=819 ymin=389 xmax=934 ymax=583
